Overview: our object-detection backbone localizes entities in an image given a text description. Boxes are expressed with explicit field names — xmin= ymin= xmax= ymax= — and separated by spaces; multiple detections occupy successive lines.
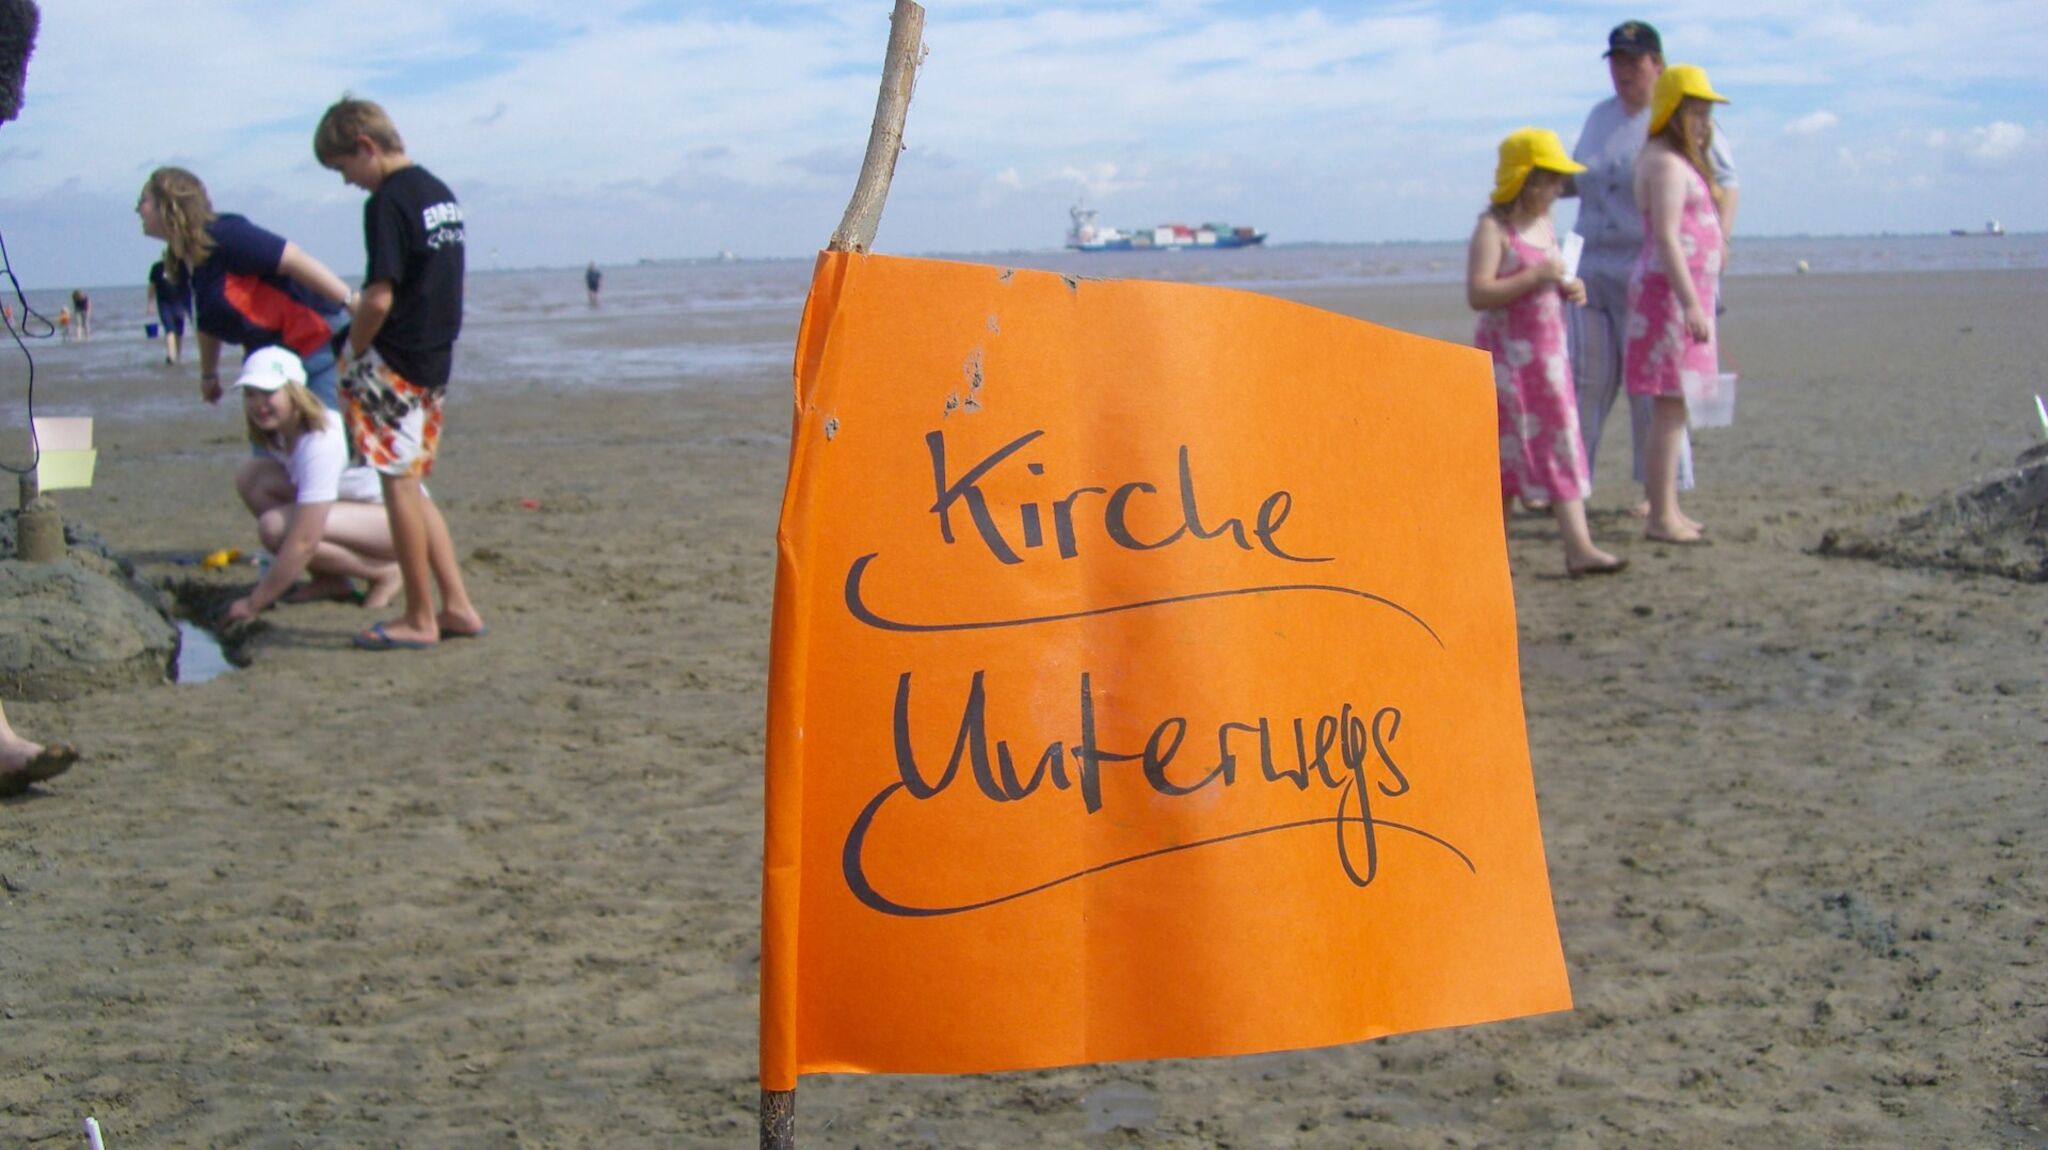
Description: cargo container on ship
xmin=1066 ymin=204 xmax=1266 ymax=251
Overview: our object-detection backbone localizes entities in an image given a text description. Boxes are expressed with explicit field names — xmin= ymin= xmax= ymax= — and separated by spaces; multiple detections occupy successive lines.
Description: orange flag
xmin=761 ymin=251 xmax=1569 ymax=1089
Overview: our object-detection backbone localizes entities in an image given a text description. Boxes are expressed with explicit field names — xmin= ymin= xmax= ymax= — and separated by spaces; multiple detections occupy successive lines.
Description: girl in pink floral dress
xmin=1625 ymin=65 xmax=1729 ymax=544
xmin=1468 ymin=128 xmax=1625 ymax=577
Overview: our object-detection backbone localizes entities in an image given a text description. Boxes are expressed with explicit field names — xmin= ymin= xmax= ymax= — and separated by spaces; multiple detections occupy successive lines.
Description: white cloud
xmin=7 ymin=0 xmax=2048 ymax=284
xmin=1053 ymin=162 xmax=1144 ymax=201
xmin=1960 ymin=121 xmax=2026 ymax=162
xmin=1785 ymin=111 xmax=1840 ymax=136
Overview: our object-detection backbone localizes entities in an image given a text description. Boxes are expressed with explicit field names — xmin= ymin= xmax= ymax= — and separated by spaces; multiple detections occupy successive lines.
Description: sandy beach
xmin=3 ymin=264 xmax=2045 ymax=1146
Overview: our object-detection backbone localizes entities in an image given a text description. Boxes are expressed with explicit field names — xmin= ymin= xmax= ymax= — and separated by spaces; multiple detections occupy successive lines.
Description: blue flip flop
xmin=353 ymin=623 xmax=434 ymax=651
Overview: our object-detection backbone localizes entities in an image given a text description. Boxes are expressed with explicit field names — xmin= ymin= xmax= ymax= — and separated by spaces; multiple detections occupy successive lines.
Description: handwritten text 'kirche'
xmin=925 ymin=429 xmax=1331 ymax=566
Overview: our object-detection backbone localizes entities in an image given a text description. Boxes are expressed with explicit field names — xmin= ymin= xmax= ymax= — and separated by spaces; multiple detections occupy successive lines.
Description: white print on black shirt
xmin=423 ymin=201 xmax=465 ymax=250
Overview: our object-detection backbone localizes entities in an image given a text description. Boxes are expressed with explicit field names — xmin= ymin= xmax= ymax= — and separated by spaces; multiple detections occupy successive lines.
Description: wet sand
xmin=2 ymin=267 xmax=2045 ymax=1146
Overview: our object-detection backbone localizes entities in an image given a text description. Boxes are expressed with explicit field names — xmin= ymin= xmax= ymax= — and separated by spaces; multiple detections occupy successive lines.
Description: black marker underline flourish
xmin=841 ymin=780 xmax=1475 ymax=918
xmin=843 ymin=553 xmax=1443 ymax=646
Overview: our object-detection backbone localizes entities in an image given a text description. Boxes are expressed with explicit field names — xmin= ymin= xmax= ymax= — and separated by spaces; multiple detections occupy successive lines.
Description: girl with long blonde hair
xmin=135 ymin=166 xmax=357 ymax=410
xmin=1622 ymin=65 xmax=1730 ymax=545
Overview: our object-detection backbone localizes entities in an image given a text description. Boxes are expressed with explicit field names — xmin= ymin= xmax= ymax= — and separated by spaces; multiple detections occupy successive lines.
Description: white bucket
xmin=1683 ymin=371 xmax=1737 ymax=429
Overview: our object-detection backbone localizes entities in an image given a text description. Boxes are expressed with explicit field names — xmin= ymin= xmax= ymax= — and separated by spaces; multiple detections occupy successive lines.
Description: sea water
xmin=8 ymin=232 xmax=2045 ymax=428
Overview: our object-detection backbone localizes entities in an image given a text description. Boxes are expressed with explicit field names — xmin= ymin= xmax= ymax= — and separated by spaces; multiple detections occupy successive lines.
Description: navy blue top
xmin=189 ymin=214 xmax=343 ymax=358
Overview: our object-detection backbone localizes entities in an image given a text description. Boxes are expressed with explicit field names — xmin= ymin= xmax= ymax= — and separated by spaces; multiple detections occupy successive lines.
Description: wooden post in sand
xmin=761 ymin=3 xmax=924 ymax=1147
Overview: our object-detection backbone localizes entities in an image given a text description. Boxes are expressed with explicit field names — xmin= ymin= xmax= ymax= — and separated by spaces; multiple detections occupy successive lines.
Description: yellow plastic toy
xmin=200 ymin=547 xmax=243 ymax=570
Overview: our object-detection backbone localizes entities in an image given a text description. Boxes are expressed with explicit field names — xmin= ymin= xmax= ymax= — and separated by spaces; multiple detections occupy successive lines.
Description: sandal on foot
xmin=0 ymin=744 xmax=78 ymax=797
xmin=352 ymin=623 xmax=434 ymax=651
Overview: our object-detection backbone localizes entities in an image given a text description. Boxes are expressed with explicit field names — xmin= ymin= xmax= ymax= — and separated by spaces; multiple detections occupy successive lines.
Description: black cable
xmin=0 ymin=221 xmax=56 ymax=476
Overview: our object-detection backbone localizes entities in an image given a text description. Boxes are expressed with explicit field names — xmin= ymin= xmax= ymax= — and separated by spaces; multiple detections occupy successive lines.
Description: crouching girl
xmin=224 ymin=348 xmax=401 ymax=624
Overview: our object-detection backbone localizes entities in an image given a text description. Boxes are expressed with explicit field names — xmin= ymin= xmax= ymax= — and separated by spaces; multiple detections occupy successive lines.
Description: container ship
xmin=1066 ymin=204 xmax=1266 ymax=252
xmin=1949 ymin=219 xmax=2005 ymax=237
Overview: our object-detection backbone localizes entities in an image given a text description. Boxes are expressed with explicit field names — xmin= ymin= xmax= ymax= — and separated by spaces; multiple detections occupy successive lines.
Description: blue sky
xmin=1 ymin=0 xmax=2043 ymax=288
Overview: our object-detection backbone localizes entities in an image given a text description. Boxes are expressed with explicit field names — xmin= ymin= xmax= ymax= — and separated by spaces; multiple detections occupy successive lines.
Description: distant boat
xmin=1066 ymin=204 xmax=1266 ymax=252
xmin=1950 ymin=219 xmax=2005 ymax=237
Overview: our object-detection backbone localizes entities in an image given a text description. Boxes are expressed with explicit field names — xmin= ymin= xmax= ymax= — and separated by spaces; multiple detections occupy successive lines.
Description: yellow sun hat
xmin=1490 ymin=128 xmax=1587 ymax=205
xmin=1650 ymin=64 xmax=1729 ymax=135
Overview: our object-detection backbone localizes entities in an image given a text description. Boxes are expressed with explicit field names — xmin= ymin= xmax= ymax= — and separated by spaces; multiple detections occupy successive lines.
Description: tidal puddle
xmin=173 ymin=620 xmax=236 ymax=684
xmin=1084 ymin=1081 xmax=1158 ymax=1133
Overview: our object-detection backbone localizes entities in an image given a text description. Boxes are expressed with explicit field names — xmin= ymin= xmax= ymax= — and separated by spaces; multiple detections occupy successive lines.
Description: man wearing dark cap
xmin=1566 ymin=20 xmax=1739 ymax=512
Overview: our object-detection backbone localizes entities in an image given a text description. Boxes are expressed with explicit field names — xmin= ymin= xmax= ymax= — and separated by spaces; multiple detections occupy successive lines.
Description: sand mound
xmin=0 ymin=511 xmax=180 ymax=700
xmin=1818 ymin=445 xmax=2048 ymax=582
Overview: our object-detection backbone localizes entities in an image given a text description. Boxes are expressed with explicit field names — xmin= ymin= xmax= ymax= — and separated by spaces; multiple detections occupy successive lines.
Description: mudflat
xmin=2 ymin=267 xmax=2043 ymax=1146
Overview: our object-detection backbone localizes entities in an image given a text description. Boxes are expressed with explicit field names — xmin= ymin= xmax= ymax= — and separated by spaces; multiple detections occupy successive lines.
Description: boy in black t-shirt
xmin=315 ymin=95 xmax=485 ymax=650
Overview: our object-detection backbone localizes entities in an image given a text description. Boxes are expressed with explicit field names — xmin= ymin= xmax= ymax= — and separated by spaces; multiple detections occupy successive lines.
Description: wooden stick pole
xmin=759 ymin=1086 xmax=796 ymax=1150
xmin=762 ymin=5 xmax=925 ymax=1147
xmin=826 ymin=0 xmax=926 ymax=254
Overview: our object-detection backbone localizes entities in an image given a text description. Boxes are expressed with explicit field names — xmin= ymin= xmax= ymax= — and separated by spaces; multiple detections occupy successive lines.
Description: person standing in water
xmin=145 ymin=258 xmax=192 ymax=364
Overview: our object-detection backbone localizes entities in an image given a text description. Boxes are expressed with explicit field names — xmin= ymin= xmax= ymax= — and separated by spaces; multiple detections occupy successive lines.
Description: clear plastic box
xmin=1683 ymin=371 xmax=1737 ymax=429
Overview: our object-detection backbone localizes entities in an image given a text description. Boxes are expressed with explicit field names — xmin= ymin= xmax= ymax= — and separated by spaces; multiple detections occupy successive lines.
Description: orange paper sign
xmin=761 ymin=252 xmax=1570 ymax=1089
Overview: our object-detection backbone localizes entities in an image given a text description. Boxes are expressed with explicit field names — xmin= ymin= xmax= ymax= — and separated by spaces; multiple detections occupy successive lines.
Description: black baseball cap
xmin=1603 ymin=20 xmax=1662 ymax=57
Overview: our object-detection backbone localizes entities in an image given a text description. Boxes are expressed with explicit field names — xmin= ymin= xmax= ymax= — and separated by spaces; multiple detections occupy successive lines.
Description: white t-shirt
xmin=266 ymin=408 xmax=383 ymax=505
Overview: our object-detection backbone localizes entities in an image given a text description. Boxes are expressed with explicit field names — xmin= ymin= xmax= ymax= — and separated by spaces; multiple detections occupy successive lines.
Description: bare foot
xmin=1633 ymin=500 xmax=1703 ymax=533
xmin=284 ymin=575 xmax=359 ymax=605
xmin=436 ymin=608 xmax=488 ymax=640
xmin=1565 ymin=549 xmax=1628 ymax=577
xmin=1644 ymin=520 xmax=1707 ymax=545
xmin=361 ymin=569 xmax=403 ymax=610
xmin=0 ymin=731 xmax=39 ymax=774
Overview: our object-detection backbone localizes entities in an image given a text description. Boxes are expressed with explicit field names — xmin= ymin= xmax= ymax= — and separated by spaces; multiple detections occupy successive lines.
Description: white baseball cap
xmin=233 ymin=346 xmax=309 ymax=392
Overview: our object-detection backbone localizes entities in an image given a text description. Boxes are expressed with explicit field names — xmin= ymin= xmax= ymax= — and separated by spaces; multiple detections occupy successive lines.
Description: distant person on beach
xmin=1565 ymin=20 xmax=1738 ymax=514
xmin=1468 ymin=128 xmax=1625 ymax=578
xmin=315 ymin=94 xmax=485 ymax=650
xmin=68 ymin=288 xmax=89 ymax=339
xmin=135 ymin=166 xmax=356 ymax=410
xmin=221 ymin=347 xmax=402 ymax=624
xmin=145 ymin=258 xmax=192 ymax=364
xmin=1625 ymin=65 xmax=1729 ymax=545
xmin=585 ymin=261 xmax=602 ymax=306
xmin=54 ymin=303 xmax=68 ymax=340
xmin=0 ymin=699 xmax=76 ymax=798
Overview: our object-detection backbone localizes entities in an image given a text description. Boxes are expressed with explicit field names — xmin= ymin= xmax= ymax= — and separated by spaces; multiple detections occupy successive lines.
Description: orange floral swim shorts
xmin=341 ymin=354 xmax=444 ymax=480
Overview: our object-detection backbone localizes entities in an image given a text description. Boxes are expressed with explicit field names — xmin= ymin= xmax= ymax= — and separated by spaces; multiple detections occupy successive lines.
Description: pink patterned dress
xmin=1624 ymin=159 xmax=1723 ymax=398
xmin=1474 ymin=220 xmax=1590 ymax=504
